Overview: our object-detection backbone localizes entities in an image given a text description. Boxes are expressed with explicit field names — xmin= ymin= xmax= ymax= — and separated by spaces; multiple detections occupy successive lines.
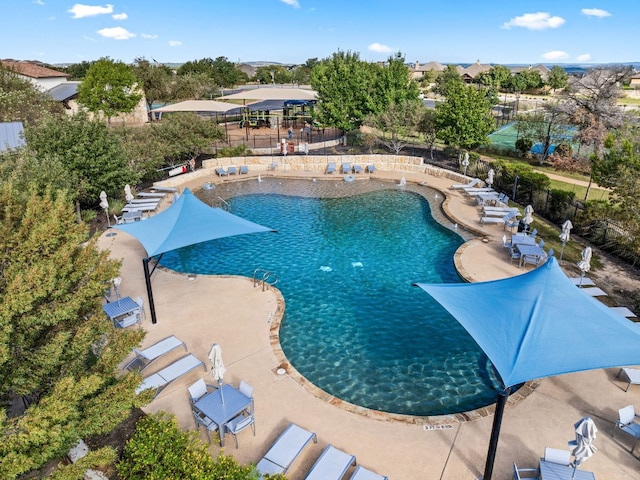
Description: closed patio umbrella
xmin=124 ymin=184 xmax=134 ymax=203
xmin=462 ymin=152 xmax=470 ymax=176
xmin=99 ymin=191 xmax=110 ymax=227
xmin=559 ymin=219 xmax=573 ymax=262
xmin=523 ymin=205 xmax=534 ymax=233
xmin=577 ymin=246 xmax=592 ymax=286
xmin=569 ymin=417 xmax=597 ymax=479
xmin=209 ymin=343 xmax=227 ymax=403
xmin=486 ymin=168 xmax=495 ymax=187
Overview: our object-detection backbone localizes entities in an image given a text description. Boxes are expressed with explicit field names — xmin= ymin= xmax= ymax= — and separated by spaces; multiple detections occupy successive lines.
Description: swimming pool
xmin=160 ymin=178 xmax=501 ymax=416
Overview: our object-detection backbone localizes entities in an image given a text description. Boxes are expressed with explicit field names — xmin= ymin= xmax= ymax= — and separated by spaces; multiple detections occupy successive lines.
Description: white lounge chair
xmin=568 ymin=277 xmax=596 ymax=287
xmin=610 ymin=306 xmax=637 ymax=318
xmin=513 ymin=463 xmax=539 ymax=479
xmin=480 ymin=210 xmax=517 ymax=226
xmin=326 ymin=162 xmax=336 ymax=174
xmin=135 ymin=354 xmax=205 ymax=397
xmin=256 ymin=423 xmax=318 ymax=477
xmin=349 ymin=465 xmax=388 ymax=480
xmin=124 ymin=335 xmax=187 ymax=372
xmin=613 ymin=405 xmax=640 ymax=454
xmin=451 ymin=178 xmax=480 ymax=190
xmin=618 ymin=367 xmax=640 ymax=392
xmin=580 ymin=287 xmax=608 ymax=297
xmin=304 ymin=445 xmax=356 ymax=480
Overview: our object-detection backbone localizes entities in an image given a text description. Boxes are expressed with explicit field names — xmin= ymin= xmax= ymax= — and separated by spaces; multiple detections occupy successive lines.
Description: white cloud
xmin=112 ymin=13 xmax=127 ymax=20
xmin=168 ymin=40 xmax=182 ymax=47
xmin=368 ymin=42 xmax=393 ymax=53
xmin=541 ymin=50 xmax=570 ymax=60
xmin=97 ymin=27 xmax=135 ymax=40
xmin=576 ymin=53 xmax=591 ymax=62
xmin=68 ymin=3 xmax=114 ymax=19
xmin=581 ymin=8 xmax=611 ymax=18
xmin=141 ymin=33 xmax=158 ymax=39
xmin=502 ymin=12 xmax=565 ymax=30
xmin=280 ymin=0 xmax=300 ymax=8
xmin=34 ymin=0 xmax=45 ymax=5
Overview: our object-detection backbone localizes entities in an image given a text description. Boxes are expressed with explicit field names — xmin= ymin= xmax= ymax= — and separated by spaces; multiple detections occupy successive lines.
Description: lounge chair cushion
xmin=257 ymin=423 xmax=317 ymax=476
xmin=125 ymin=335 xmax=186 ymax=371
xmin=304 ymin=445 xmax=356 ymax=480
xmin=136 ymin=354 xmax=204 ymax=396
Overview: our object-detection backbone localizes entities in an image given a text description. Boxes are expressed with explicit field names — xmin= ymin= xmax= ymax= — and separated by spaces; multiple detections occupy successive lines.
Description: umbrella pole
xmin=483 ymin=387 xmax=510 ymax=480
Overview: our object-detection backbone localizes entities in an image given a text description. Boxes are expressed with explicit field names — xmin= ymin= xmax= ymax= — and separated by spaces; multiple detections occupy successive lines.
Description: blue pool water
xmin=161 ymin=179 xmax=501 ymax=416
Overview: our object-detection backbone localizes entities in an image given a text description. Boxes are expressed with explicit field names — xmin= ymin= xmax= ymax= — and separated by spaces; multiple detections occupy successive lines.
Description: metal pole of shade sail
xmin=482 ymin=387 xmax=511 ymax=480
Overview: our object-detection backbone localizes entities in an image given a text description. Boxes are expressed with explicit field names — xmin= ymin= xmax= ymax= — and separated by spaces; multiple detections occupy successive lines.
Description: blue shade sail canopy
xmin=416 ymin=257 xmax=640 ymax=388
xmin=114 ymin=188 xmax=275 ymax=258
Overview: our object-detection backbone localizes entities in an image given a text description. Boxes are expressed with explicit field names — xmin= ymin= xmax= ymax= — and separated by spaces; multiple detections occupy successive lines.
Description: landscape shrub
xmin=547 ymin=189 xmax=576 ymax=223
xmin=116 ymin=412 xmax=277 ymax=480
xmin=515 ymin=137 xmax=533 ymax=156
xmin=216 ymin=145 xmax=251 ymax=158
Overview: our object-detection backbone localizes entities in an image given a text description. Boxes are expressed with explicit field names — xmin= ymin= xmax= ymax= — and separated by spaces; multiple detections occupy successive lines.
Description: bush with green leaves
xmin=216 ymin=145 xmax=252 ymax=158
xmin=515 ymin=137 xmax=533 ymax=156
xmin=117 ymin=412 xmax=286 ymax=480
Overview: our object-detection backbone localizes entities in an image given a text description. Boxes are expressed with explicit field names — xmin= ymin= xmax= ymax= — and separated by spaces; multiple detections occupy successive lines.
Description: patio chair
xmin=530 ymin=228 xmax=538 ymax=239
xmin=224 ymin=411 xmax=256 ymax=448
xmin=341 ymin=163 xmax=351 ymax=174
xmin=227 ymin=166 xmax=237 ymax=175
xmin=135 ymin=295 xmax=146 ymax=321
xmin=513 ymin=463 xmax=539 ymax=480
xmin=353 ymin=164 xmax=362 ymax=174
xmin=502 ymin=234 xmax=512 ymax=251
xmin=450 ymin=177 xmax=480 ymax=190
xmin=326 ymin=162 xmax=336 ymax=174
xmin=349 ymin=465 xmax=388 ymax=480
xmin=498 ymin=195 xmax=510 ymax=208
xmin=542 ymin=447 xmax=571 ymax=466
xmin=366 ymin=164 xmax=377 ymax=173
xmin=187 ymin=378 xmax=217 ymax=405
xmin=537 ymin=239 xmax=545 ymax=249
xmin=613 ymin=405 xmax=640 ymax=454
xmin=521 ymin=254 xmax=542 ymax=269
xmin=215 ymin=167 xmax=228 ymax=176
xmin=135 ymin=354 xmax=205 ymax=397
xmin=509 ymin=246 xmax=522 ymax=265
xmin=618 ymin=367 xmax=640 ymax=392
xmin=505 ymin=213 xmax=520 ymax=232
xmin=256 ymin=423 xmax=318 ymax=477
xmin=124 ymin=335 xmax=187 ymax=372
xmin=239 ymin=380 xmax=254 ymax=415
xmin=304 ymin=445 xmax=356 ymax=480
xmin=115 ymin=311 xmax=140 ymax=328
xmin=192 ymin=409 xmax=218 ymax=443
xmin=239 ymin=165 xmax=249 ymax=174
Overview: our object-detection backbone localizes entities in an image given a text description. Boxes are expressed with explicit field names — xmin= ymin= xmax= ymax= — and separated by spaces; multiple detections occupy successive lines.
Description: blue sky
xmin=3 ymin=1 xmax=638 ymax=66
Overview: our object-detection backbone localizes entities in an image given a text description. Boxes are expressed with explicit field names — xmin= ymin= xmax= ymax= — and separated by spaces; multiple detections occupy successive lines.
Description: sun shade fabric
xmin=220 ymin=87 xmax=317 ymax=101
xmin=113 ymin=188 xmax=274 ymax=257
xmin=416 ymin=257 xmax=640 ymax=388
xmin=151 ymin=100 xmax=242 ymax=113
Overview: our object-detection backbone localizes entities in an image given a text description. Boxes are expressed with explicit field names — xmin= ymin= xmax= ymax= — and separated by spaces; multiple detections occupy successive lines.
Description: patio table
xmin=512 ymin=233 xmax=537 ymax=246
xmin=515 ymin=244 xmax=546 ymax=267
xmin=102 ymin=296 xmax=140 ymax=325
xmin=194 ymin=384 xmax=252 ymax=446
xmin=539 ymin=459 xmax=595 ymax=479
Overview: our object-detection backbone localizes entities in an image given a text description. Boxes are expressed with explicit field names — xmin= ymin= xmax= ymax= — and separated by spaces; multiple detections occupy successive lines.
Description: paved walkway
xmin=98 ymin=167 xmax=640 ymax=480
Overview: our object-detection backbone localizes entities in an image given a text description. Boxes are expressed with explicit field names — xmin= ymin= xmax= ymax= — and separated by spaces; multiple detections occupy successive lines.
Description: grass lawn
xmin=547 ymin=178 xmax=610 ymax=202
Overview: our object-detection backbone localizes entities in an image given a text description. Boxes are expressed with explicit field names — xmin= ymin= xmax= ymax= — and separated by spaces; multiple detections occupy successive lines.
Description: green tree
xmin=372 ymin=52 xmax=421 ymax=107
xmin=133 ymin=57 xmax=173 ymax=120
xmin=418 ymin=109 xmax=438 ymax=160
xmin=515 ymin=105 xmax=571 ymax=164
xmin=487 ymin=65 xmax=512 ymax=90
xmin=546 ymin=65 xmax=568 ymax=92
xmin=364 ymin=99 xmax=425 ymax=154
xmin=253 ymin=65 xmax=293 ymax=85
xmin=432 ymin=64 xmax=464 ymax=96
xmin=434 ymin=82 xmax=495 ymax=150
xmin=0 ymin=65 xmax=63 ymax=124
xmin=77 ymin=57 xmax=143 ymax=124
xmin=517 ymin=69 xmax=544 ymax=91
xmin=311 ymin=50 xmax=378 ymax=132
xmin=24 ymin=112 xmax=137 ymax=207
xmin=0 ymin=183 xmax=146 ymax=479
xmin=60 ymin=60 xmax=96 ymax=80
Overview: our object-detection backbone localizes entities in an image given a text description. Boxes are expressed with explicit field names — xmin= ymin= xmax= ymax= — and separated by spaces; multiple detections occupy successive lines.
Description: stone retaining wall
xmin=154 ymin=154 xmax=473 ymax=189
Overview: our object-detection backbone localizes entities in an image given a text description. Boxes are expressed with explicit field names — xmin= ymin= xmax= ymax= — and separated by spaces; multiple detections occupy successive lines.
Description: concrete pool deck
xmin=97 ymin=167 xmax=640 ymax=480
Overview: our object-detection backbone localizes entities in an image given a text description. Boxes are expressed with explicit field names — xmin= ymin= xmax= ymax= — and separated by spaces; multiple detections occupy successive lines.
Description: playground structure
xmin=238 ymin=99 xmax=317 ymax=130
